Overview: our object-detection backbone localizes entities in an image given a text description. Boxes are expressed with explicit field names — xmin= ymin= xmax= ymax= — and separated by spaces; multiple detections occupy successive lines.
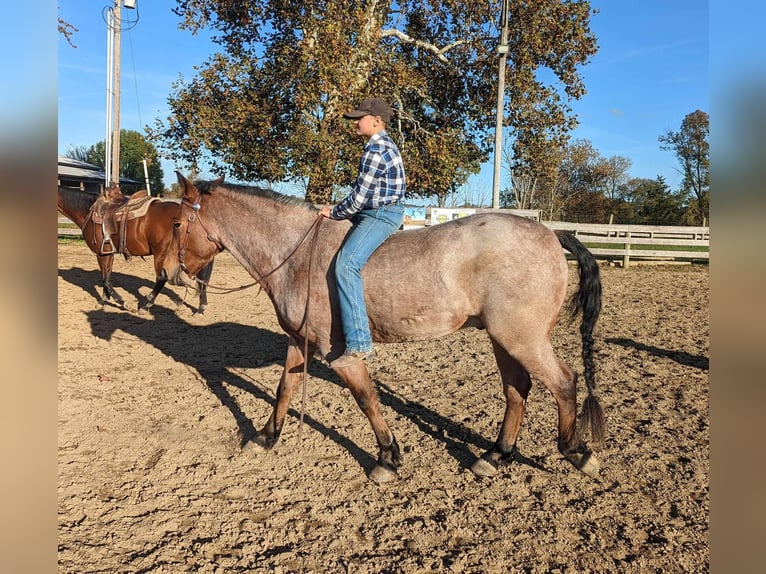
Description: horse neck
xmin=57 ymin=188 xmax=94 ymax=229
xmin=208 ymin=189 xmax=319 ymax=285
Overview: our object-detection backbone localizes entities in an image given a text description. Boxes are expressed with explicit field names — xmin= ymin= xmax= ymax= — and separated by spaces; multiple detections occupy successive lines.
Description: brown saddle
xmin=86 ymin=188 xmax=159 ymax=256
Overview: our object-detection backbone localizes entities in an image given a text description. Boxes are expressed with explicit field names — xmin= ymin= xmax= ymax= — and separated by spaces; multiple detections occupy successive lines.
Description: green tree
xmin=659 ymin=110 xmax=709 ymax=224
xmin=621 ymin=176 xmax=684 ymax=225
xmin=70 ymin=130 xmax=166 ymax=196
xmin=152 ymin=0 xmax=598 ymax=204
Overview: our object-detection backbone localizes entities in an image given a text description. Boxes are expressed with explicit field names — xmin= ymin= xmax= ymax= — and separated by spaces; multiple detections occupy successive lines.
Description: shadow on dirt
xmin=58 ymin=266 xmax=202 ymax=313
xmin=606 ymin=337 xmax=709 ymax=370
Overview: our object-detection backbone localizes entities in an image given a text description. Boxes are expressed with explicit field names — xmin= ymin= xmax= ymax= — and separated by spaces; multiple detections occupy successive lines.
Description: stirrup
xmin=100 ymin=236 xmax=117 ymax=255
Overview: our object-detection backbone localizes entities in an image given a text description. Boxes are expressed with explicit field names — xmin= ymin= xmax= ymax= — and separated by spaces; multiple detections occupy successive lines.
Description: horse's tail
xmin=555 ymin=230 xmax=606 ymax=446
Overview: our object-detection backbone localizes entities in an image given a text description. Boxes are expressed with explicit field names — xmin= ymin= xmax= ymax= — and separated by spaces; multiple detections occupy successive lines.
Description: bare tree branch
xmin=58 ymin=17 xmax=78 ymax=48
xmin=380 ymin=29 xmax=466 ymax=63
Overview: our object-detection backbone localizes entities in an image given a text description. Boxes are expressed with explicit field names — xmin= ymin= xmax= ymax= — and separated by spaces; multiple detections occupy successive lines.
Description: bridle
xmin=177 ymin=198 xmax=224 ymax=276
xmin=175 ymin=196 xmax=324 ymax=441
xmin=175 ymin=198 xmax=262 ymax=294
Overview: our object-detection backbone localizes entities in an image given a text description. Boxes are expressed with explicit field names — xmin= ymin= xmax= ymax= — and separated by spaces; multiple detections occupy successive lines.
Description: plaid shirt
xmin=330 ymin=131 xmax=406 ymax=219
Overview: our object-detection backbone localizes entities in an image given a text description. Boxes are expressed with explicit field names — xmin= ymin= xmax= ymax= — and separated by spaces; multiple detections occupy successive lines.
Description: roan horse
xmin=164 ymin=172 xmax=605 ymax=483
xmin=57 ymin=185 xmax=214 ymax=313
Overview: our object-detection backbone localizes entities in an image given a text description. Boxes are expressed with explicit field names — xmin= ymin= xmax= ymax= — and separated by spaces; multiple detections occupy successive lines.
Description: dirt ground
xmin=57 ymin=242 xmax=709 ymax=573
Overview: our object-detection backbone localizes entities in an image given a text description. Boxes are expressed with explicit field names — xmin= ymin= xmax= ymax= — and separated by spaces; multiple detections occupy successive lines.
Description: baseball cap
xmin=343 ymin=98 xmax=393 ymax=124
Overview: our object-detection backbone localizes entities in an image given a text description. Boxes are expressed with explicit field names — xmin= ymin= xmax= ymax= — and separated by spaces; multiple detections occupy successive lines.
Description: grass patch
xmin=58 ymin=235 xmax=85 ymax=245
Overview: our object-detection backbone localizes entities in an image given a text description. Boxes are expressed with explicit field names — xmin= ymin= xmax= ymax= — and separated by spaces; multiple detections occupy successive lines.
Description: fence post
xmin=622 ymin=231 xmax=631 ymax=269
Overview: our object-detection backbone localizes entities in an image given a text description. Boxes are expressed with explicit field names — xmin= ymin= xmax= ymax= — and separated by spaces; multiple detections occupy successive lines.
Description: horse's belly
xmin=370 ymin=310 xmax=473 ymax=343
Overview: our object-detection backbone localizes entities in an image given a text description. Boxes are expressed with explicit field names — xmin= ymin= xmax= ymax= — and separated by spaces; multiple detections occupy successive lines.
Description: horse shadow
xmin=69 ymin=275 xmax=544 ymax=476
xmin=606 ymin=337 xmax=709 ymax=370
xmin=372 ymin=378 xmax=549 ymax=473
xmin=59 ymin=266 xmax=200 ymax=312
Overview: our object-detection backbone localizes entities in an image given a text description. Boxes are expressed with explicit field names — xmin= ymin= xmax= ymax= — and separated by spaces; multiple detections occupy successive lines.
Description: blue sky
xmin=57 ymin=1 xmax=708 ymax=197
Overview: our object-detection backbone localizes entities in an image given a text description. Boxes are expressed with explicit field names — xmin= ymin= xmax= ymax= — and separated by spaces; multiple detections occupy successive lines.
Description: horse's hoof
xmin=368 ymin=464 xmax=397 ymax=484
xmin=124 ymin=301 xmax=138 ymax=313
xmin=470 ymin=457 xmax=498 ymax=478
xmin=565 ymin=450 xmax=600 ymax=478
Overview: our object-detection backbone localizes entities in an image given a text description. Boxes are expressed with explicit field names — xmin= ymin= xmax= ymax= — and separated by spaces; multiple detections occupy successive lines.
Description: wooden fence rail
xmin=58 ymin=216 xmax=83 ymax=236
xmin=59 ymin=215 xmax=709 ymax=267
xmin=543 ymin=221 xmax=709 ymax=268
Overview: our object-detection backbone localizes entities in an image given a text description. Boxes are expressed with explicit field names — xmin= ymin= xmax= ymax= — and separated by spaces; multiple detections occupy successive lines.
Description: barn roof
xmin=58 ymin=155 xmax=139 ymax=185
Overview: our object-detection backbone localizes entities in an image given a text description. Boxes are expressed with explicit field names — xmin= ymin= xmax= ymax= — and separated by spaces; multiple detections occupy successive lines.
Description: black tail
xmin=555 ymin=230 xmax=605 ymax=445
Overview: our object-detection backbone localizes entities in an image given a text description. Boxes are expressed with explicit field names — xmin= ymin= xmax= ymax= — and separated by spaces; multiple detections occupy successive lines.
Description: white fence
xmin=543 ymin=221 xmax=709 ymax=268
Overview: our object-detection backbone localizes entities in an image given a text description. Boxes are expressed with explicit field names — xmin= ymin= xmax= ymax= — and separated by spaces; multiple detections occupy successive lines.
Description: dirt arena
xmin=57 ymin=242 xmax=709 ymax=573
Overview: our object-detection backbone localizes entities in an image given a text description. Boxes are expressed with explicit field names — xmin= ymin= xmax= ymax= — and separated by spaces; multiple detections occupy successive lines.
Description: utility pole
xmin=492 ymin=0 xmax=510 ymax=209
xmin=104 ymin=1 xmax=136 ymax=189
xmin=111 ymin=1 xmax=122 ymax=188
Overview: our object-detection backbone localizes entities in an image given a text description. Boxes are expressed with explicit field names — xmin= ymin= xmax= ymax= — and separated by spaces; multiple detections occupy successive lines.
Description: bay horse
xmin=57 ymin=185 xmax=214 ymax=313
xmin=164 ymin=172 xmax=605 ymax=484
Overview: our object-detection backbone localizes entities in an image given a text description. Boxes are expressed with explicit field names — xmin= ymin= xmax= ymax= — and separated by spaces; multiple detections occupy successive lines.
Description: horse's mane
xmin=58 ymin=186 xmax=99 ymax=215
xmin=193 ymin=179 xmax=316 ymax=211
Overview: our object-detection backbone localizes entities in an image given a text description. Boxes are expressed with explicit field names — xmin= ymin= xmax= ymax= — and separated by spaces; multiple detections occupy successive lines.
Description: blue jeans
xmin=335 ymin=204 xmax=404 ymax=353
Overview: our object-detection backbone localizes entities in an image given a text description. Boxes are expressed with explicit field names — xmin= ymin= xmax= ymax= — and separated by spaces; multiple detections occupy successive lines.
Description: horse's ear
xmin=214 ymin=175 xmax=225 ymax=185
xmin=176 ymin=171 xmax=191 ymax=191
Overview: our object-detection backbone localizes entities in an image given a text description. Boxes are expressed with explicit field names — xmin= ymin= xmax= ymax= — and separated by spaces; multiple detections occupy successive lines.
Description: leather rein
xmin=177 ymin=198 xmax=324 ymax=441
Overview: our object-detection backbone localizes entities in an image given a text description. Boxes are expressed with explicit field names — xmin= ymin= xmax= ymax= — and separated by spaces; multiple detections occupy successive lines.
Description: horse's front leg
xmin=97 ymin=254 xmax=124 ymax=307
xmin=247 ymin=337 xmax=314 ymax=451
xmin=142 ymin=277 xmax=167 ymax=312
xmin=334 ymin=362 xmax=402 ymax=484
xmin=141 ymin=263 xmax=169 ymax=312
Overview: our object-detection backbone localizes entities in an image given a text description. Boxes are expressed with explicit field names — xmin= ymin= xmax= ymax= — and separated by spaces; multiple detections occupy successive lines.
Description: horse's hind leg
xmin=471 ymin=340 xmax=532 ymax=478
xmin=522 ymin=343 xmax=600 ymax=478
xmin=246 ymin=337 xmax=314 ymax=451
xmin=97 ymin=254 xmax=124 ymax=307
xmin=334 ymin=362 xmax=401 ymax=484
xmin=194 ymin=260 xmax=214 ymax=314
xmin=197 ymin=284 xmax=208 ymax=315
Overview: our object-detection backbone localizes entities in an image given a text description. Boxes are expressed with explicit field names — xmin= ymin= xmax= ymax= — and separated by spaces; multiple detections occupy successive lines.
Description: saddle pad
xmin=89 ymin=194 xmax=161 ymax=224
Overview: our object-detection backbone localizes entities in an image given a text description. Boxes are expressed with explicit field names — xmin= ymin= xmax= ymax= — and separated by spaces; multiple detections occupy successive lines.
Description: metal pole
xmin=492 ymin=0 xmax=510 ymax=209
xmin=110 ymin=1 xmax=122 ymax=188
xmin=142 ymin=158 xmax=151 ymax=195
xmin=104 ymin=5 xmax=114 ymax=189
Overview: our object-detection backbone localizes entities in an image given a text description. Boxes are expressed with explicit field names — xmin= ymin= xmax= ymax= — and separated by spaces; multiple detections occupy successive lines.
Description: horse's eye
xmin=173 ymin=220 xmax=182 ymax=229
